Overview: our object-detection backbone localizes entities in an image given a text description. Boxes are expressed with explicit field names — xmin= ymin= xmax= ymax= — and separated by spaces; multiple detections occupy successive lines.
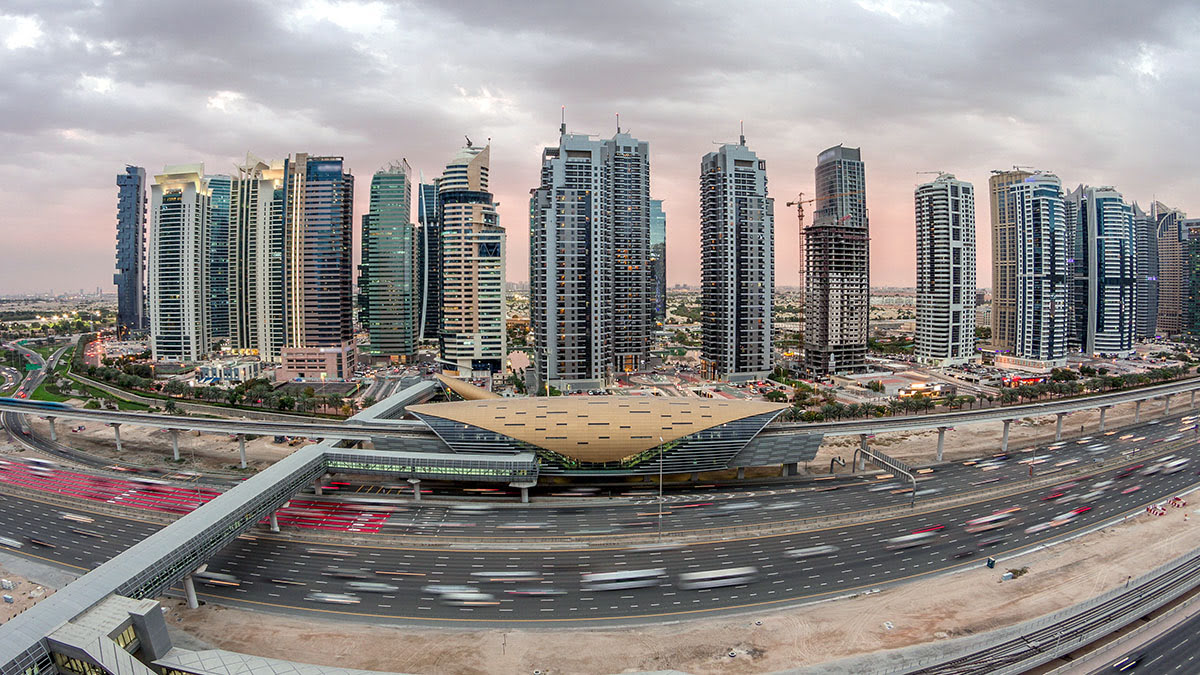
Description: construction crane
xmin=787 ymin=190 xmax=865 ymax=309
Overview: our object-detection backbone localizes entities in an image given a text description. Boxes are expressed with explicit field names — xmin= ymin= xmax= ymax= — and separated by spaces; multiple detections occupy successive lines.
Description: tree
xmin=362 ymin=395 xmax=377 ymax=408
xmin=764 ymin=390 xmax=788 ymax=403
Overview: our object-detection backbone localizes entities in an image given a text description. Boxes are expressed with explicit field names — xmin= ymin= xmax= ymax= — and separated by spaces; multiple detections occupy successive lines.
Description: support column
xmin=1098 ymin=406 xmax=1108 ymax=433
xmin=112 ymin=423 xmax=122 ymax=453
xmin=736 ymin=466 xmax=745 ymax=480
xmin=269 ymin=512 xmax=279 ymax=533
xmin=237 ymin=434 xmax=247 ymax=469
xmin=47 ymin=417 xmax=56 ymax=442
xmin=170 ymin=430 xmax=180 ymax=462
xmin=936 ymin=427 xmax=947 ymax=462
xmin=1164 ymin=395 xmax=1171 ymax=416
xmin=1055 ymin=413 xmax=1065 ymax=442
xmin=1191 ymin=390 xmax=1196 ymax=410
xmin=1001 ymin=419 xmax=1012 ymax=454
xmin=780 ymin=464 xmax=788 ymax=477
xmin=183 ymin=574 xmax=198 ymax=609
xmin=1135 ymin=400 xmax=1142 ymax=424
xmin=314 ymin=474 xmax=326 ymax=496
xmin=858 ymin=434 xmax=868 ymax=472
xmin=520 ymin=486 xmax=529 ymax=504
xmin=690 ymin=472 xmax=700 ymax=481
xmin=407 ymin=478 xmax=421 ymax=502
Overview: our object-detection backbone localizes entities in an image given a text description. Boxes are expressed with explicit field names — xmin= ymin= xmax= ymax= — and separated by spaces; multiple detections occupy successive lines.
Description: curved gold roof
xmin=408 ymin=397 xmax=787 ymax=462
xmin=435 ymin=373 xmax=502 ymax=401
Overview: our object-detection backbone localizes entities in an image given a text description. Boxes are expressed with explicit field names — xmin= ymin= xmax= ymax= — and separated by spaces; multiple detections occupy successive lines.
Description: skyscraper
xmin=278 ymin=154 xmax=355 ymax=380
xmin=1064 ymin=185 xmax=1136 ymax=357
xmin=1184 ymin=219 xmax=1200 ymax=341
xmin=988 ymin=169 xmax=1033 ymax=354
xmin=1155 ymin=201 xmax=1188 ymax=336
xmin=530 ymin=125 xmax=651 ymax=390
xmin=115 ymin=165 xmax=147 ymax=335
xmin=1133 ymin=203 xmax=1159 ymax=339
xmin=700 ymin=133 xmax=773 ymax=381
xmin=229 ymin=154 xmax=286 ymax=361
xmin=914 ymin=173 xmax=976 ymax=366
xmin=149 ymin=164 xmax=209 ymax=362
xmin=804 ymin=145 xmax=868 ymax=375
xmin=204 ymin=174 xmax=232 ymax=347
xmin=439 ymin=143 xmax=506 ymax=378
xmin=1006 ymin=173 xmax=1068 ymax=369
xmin=359 ymin=160 xmax=418 ymax=360
xmin=649 ymin=199 xmax=667 ymax=323
xmin=417 ymin=179 xmax=442 ymax=343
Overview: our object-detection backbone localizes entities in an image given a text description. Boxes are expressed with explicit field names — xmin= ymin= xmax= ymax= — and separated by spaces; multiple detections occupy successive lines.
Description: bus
xmin=678 ymin=566 xmax=759 ymax=590
xmin=885 ymin=531 xmax=936 ymax=550
xmin=580 ymin=568 xmax=667 ymax=592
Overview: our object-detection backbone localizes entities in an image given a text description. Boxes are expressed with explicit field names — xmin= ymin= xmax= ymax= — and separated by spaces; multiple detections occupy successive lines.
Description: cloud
xmin=0 ymin=0 xmax=1198 ymax=295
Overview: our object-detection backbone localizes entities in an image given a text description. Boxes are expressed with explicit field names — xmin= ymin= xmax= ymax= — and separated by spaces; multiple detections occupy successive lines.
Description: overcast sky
xmin=2 ymin=0 xmax=1197 ymax=295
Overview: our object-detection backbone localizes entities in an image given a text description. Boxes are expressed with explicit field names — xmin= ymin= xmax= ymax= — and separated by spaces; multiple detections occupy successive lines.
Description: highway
xmin=1097 ymin=608 xmax=1200 ymax=673
xmin=4 ymin=410 xmax=1200 ymax=540
xmin=1 ymin=447 xmax=1197 ymax=627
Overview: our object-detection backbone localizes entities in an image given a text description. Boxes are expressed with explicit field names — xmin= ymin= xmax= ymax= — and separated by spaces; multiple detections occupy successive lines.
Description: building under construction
xmin=804 ymin=145 xmax=869 ymax=375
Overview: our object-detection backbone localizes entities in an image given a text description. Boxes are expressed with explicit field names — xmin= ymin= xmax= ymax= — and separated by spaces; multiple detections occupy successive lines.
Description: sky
xmin=1 ymin=0 xmax=1198 ymax=295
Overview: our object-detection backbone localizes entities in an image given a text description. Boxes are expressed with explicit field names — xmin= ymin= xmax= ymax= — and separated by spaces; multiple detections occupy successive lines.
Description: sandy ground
xmin=808 ymin=395 xmax=1190 ymax=473
xmin=20 ymin=414 xmax=298 ymax=473
xmin=0 ymin=565 xmax=56 ymax=623
xmin=166 ymin=495 xmax=1200 ymax=674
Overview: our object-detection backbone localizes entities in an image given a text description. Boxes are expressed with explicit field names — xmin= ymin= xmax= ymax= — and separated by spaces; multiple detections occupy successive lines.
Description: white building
xmin=1001 ymin=173 xmax=1068 ymax=371
xmin=149 ymin=164 xmax=209 ymax=362
xmin=699 ymin=133 xmax=774 ymax=382
xmin=1065 ymin=185 xmax=1136 ymax=357
xmin=229 ymin=154 xmax=286 ymax=362
xmin=197 ymin=357 xmax=262 ymax=384
xmin=914 ymin=173 xmax=976 ymax=366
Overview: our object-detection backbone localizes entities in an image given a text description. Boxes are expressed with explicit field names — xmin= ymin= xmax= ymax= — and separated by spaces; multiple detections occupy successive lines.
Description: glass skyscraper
xmin=204 ymin=174 xmax=232 ymax=346
xmin=359 ymin=160 xmax=418 ymax=360
xmin=1010 ymin=173 xmax=1068 ymax=367
xmin=115 ymin=165 xmax=147 ymax=335
xmin=1065 ymin=185 xmax=1136 ymax=357
xmin=418 ymin=180 xmax=442 ymax=343
xmin=649 ymin=199 xmax=667 ymax=323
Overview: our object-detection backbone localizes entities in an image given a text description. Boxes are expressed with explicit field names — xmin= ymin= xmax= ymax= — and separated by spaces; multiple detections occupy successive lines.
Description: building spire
xmin=739 ymin=120 xmax=745 ymax=146
xmin=616 ymin=112 xmax=621 ymax=134
xmin=560 ymin=106 xmax=567 ymax=136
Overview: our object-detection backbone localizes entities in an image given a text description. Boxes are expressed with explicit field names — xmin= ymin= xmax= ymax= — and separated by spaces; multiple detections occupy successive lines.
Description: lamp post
xmin=658 ymin=436 xmax=665 ymax=541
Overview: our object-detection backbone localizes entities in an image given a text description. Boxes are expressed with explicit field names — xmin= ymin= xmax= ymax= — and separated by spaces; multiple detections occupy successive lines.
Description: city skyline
xmin=2 ymin=1 xmax=1197 ymax=294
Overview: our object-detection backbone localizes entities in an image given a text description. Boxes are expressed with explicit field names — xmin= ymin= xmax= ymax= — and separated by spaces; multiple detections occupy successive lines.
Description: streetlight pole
xmin=658 ymin=436 xmax=664 ymax=541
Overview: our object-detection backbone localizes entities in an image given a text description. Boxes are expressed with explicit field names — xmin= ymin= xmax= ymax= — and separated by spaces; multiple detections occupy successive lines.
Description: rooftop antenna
xmin=465 ymin=135 xmax=472 ymax=148
xmin=616 ymin=112 xmax=620 ymax=134
xmin=739 ymin=120 xmax=746 ymax=146
xmin=560 ymin=106 xmax=566 ymax=136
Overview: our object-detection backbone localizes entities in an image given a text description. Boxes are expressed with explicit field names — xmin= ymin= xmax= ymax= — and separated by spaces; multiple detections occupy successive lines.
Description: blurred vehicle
xmin=677 ymin=566 xmax=759 ymax=590
xmin=504 ymin=588 xmax=566 ymax=596
xmin=0 ymin=536 xmax=22 ymax=548
xmin=322 ymin=567 xmax=369 ymax=579
xmin=193 ymin=571 xmax=240 ymax=587
xmin=581 ymin=568 xmax=667 ymax=591
xmin=345 ymin=582 xmax=398 ymax=593
xmin=439 ymin=591 xmax=498 ymax=606
xmin=304 ymin=592 xmax=360 ymax=605
xmin=785 ymin=545 xmax=839 ymax=559
xmin=470 ymin=571 xmax=542 ymax=582
xmin=885 ymin=532 xmax=936 ymax=550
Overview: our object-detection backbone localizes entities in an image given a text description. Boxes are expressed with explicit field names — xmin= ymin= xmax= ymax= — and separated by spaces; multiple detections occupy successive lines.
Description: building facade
xmin=204 ymin=174 xmax=232 ymax=347
xmin=988 ymin=169 xmax=1033 ymax=355
xmin=1184 ymin=219 xmax=1200 ymax=342
xmin=278 ymin=154 xmax=355 ymax=380
xmin=115 ymin=165 xmax=148 ymax=335
xmin=417 ymin=179 xmax=442 ymax=343
xmin=699 ymin=135 xmax=774 ymax=381
xmin=149 ymin=164 xmax=209 ymax=362
xmin=359 ymin=160 xmax=418 ymax=360
xmin=650 ymin=198 xmax=667 ymax=323
xmin=229 ymin=155 xmax=286 ymax=362
xmin=438 ymin=143 xmax=506 ymax=378
xmin=804 ymin=145 xmax=868 ymax=375
xmin=914 ymin=173 xmax=976 ymax=366
xmin=1133 ymin=203 xmax=1159 ymax=339
xmin=530 ymin=127 xmax=651 ymax=390
xmin=1155 ymin=201 xmax=1188 ymax=337
xmin=1065 ymin=185 xmax=1136 ymax=357
xmin=1008 ymin=173 xmax=1068 ymax=369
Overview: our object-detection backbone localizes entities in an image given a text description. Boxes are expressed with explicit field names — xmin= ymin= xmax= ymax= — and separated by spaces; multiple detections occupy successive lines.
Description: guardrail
xmin=1041 ymin=593 xmax=1199 ymax=675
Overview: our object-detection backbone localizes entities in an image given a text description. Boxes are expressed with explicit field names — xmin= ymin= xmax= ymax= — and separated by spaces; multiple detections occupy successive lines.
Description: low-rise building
xmin=196 ymin=358 xmax=262 ymax=384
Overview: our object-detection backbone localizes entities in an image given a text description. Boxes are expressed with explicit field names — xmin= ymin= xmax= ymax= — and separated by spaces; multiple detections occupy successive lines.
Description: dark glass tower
xmin=115 ymin=165 xmax=147 ymax=335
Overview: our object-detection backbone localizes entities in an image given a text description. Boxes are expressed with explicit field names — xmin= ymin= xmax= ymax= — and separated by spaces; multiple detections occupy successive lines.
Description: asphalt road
xmin=1 ymin=448 xmax=1197 ymax=627
xmin=1097 ymin=609 xmax=1200 ymax=673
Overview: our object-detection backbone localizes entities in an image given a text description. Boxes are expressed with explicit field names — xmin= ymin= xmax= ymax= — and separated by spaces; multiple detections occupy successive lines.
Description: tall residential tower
xmin=699 ymin=134 xmax=773 ymax=381
xmin=1005 ymin=173 xmax=1068 ymax=369
xmin=1065 ymin=185 xmax=1136 ymax=357
xmin=148 ymin=164 xmax=209 ymax=362
xmin=228 ymin=155 xmax=286 ymax=361
xmin=115 ymin=165 xmax=148 ymax=335
xmin=804 ymin=145 xmax=868 ymax=375
xmin=988 ymin=169 xmax=1032 ymax=354
xmin=914 ymin=173 xmax=976 ymax=366
xmin=359 ymin=160 xmax=418 ymax=360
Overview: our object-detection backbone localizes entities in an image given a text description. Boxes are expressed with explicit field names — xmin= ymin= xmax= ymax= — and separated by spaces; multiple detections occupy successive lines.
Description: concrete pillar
xmin=1001 ymin=419 xmax=1011 ymax=454
xmin=269 ymin=512 xmax=279 ymax=533
xmin=1164 ymin=395 xmax=1171 ymax=416
xmin=47 ymin=417 xmax=56 ymax=442
xmin=183 ymin=574 xmax=198 ymax=609
xmin=520 ymin=486 xmax=529 ymax=504
xmin=1055 ymin=413 xmax=1065 ymax=442
xmin=936 ymin=427 xmax=947 ymax=462
xmin=314 ymin=474 xmax=325 ymax=496
xmin=1191 ymin=390 xmax=1196 ymax=410
xmin=170 ymin=430 xmax=180 ymax=462
xmin=1135 ymin=400 xmax=1142 ymax=424
xmin=1099 ymin=407 xmax=1108 ymax=433
xmin=780 ymin=464 xmax=788 ymax=477
xmin=690 ymin=472 xmax=700 ymax=481
xmin=858 ymin=434 xmax=868 ymax=472
xmin=112 ymin=423 xmax=122 ymax=453
xmin=736 ymin=466 xmax=745 ymax=480
xmin=237 ymin=434 xmax=247 ymax=469
xmin=408 ymin=478 xmax=421 ymax=502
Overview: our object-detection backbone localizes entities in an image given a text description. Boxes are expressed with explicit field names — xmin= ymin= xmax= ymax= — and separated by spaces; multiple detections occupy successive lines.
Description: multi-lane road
xmin=1 ymin=436 xmax=1197 ymax=626
xmin=1095 ymin=605 xmax=1200 ymax=673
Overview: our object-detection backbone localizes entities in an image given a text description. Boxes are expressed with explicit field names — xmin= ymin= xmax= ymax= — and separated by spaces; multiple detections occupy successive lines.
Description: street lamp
xmin=658 ymin=436 xmax=665 ymax=541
